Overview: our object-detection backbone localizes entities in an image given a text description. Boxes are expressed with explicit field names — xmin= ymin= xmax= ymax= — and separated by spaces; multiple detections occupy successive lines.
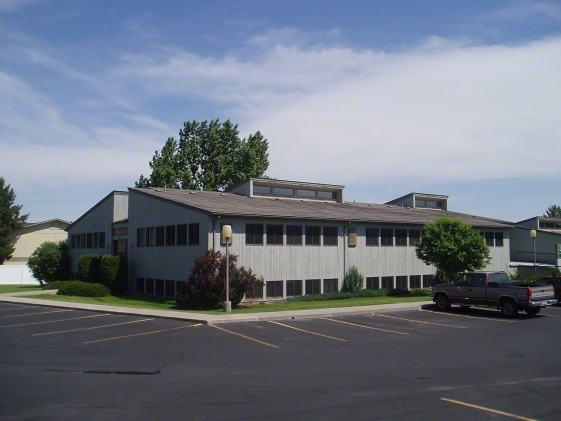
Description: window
xmin=137 ymin=228 xmax=146 ymax=247
xmin=113 ymin=227 xmax=128 ymax=236
xmin=253 ymin=185 xmax=271 ymax=195
xmin=381 ymin=276 xmax=394 ymax=289
xmin=99 ymin=232 xmax=105 ymax=249
xmin=409 ymin=229 xmax=421 ymax=246
xmin=495 ymin=232 xmax=504 ymax=247
xmin=93 ymin=232 xmax=99 ymax=248
xmin=273 ymin=187 xmax=293 ymax=196
xmin=296 ymin=189 xmax=315 ymax=198
xmin=155 ymin=226 xmax=165 ymax=246
xmin=71 ymin=235 xmax=76 ymax=249
xmin=323 ymin=278 xmax=338 ymax=293
xmin=484 ymin=232 xmax=494 ymax=247
xmin=416 ymin=199 xmax=442 ymax=208
xmin=366 ymin=228 xmax=379 ymax=246
xmin=266 ymin=281 xmax=283 ymax=298
xmin=286 ymin=225 xmax=303 ymax=245
xmin=267 ymin=225 xmax=283 ymax=245
xmin=166 ymin=225 xmax=176 ymax=246
xmin=146 ymin=227 xmax=155 ymax=246
xmin=188 ymin=223 xmax=200 ymax=245
xmin=252 ymin=284 xmax=263 ymax=299
xmin=145 ymin=278 xmax=154 ymax=294
xmin=381 ymin=229 xmax=393 ymax=246
xmin=165 ymin=280 xmax=176 ymax=298
xmin=410 ymin=275 xmax=421 ymax=289
xmin=177 ymin=224 xmax=187 ymax=246
xmin=423 ymin=274 xmax=434 ymax=288
xmin=366 ymin=277 xmax=379 ymax=290
xmin=323 ymin=226 xmax=338 ymax=246
xmin=305 ymin=226 xmax=321 ymax=246
xmin=317 ymin=191 xmax=335 ymax=199
xmin=155 ymin=279 xmax=165 ymax=296
xmin=246 ymin=224 xmax=264 ymax=245
xmin=286 ymin=280 xmax=303 ymax=296
xmin=348 ymin=227 xmax=357 ymax=247
xmin=76 ymin=234 xmax=81 ymax=249
xmin=396 ymin=276 xmax=407 ymax=289
xmin=136 ymin=278 xmax=145 ymax=294
xmin=305 ymin=279 xmax=321 ymax=295
xmin=87 ymin=233 xmax=93 ymax=249
xmin=395 ymin=229 xmax=407 ymax=246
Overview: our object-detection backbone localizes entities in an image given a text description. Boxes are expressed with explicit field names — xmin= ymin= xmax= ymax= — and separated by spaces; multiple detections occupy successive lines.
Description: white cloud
xmin=483 ymin=0 xmax=561 ymax=21
xmin=0 ymin=0 xmax=44 ymax=12
xmin=110 ymin=34 xmax=561 ymax=188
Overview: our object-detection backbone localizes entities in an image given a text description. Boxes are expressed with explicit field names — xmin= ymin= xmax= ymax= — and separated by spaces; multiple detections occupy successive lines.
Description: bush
xmin=56 ymin=281 xmax=110 ymax=297
xmin=99 ymin=255 xmax=128 ymax=294
xmin=78 ymin=254 xmax=101 ymax=283
xmin=27 ymin=241 xmax=70 ymax=286
xmin=176 ymin=250 xmax=264 ymax=309
xmin=341 ymin=265 xmax=364 ymax=293
xmin=42 ymin=280 xmax=70 ymax=290
xmin=287 ymin=287 xmax=432 ymax=302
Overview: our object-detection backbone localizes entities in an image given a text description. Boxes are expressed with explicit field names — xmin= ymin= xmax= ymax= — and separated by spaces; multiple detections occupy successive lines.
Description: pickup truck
xmin=430 ymin=271 xmax=557 ymax=317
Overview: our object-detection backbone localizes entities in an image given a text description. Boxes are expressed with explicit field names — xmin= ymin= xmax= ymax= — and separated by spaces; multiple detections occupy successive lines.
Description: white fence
xmin=0 ymin=265 xmax=38 ymax=285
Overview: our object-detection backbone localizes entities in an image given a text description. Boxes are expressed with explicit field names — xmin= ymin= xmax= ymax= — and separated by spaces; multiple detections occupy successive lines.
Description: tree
xmin=341 ymin=265 xmax=364 ymax=293
xmin=176 ymin=250 xmax=264 ymax=309
xmin=544 ymin=205 xmax=561 ymax=218
xmin=27 ymin=241 xmax=70 ymax=286
xmin=415 ymin=217 xmax=491 ymax=283
xmin=135 ymin=119 xmax=269 ymax=191
xmin=0 ymin=177 xmax=29 ymax=264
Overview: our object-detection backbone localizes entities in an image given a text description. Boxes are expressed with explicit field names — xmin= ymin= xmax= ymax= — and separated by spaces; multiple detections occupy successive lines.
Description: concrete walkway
xmin=0 ymin=290 xmax=429 ymax=324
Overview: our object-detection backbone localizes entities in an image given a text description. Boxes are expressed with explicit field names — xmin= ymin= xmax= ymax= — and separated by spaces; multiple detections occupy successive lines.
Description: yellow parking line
xmin=210 ymin=325 xmax=279 ymax=348
xmin=0 ymin=313 xmax=110 ymax=328
xmin=420 ymin=309 xmax=516 ymax=322
xmin=84 ymin=324 xmax=201 ymax=344
xmin=374 ymin=314 xmax=466 ymax=329
xmin=0 ymin=309 xmax=73 ymax=319
xmin=269 ymin=321 xmax=347 ymax=342
xmin=441 ymin=398 xmax=538 ymax=421
xmin=32 ymin=318 xmax=155 ymax=336
xmin=322 ymin=318 xmax=410 ymax=335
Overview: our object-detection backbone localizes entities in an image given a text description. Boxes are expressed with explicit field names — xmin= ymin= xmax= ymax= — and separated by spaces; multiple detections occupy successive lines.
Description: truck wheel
xmin=526 ymin=307 xmax=541 ymax=316
xmin=435 ymin=294 xmax=450 ymax=311
xmin=500 ymin=299 xmax=518 ymax=318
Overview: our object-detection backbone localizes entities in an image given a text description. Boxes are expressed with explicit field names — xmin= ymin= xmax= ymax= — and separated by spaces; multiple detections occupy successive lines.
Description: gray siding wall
xmin=128 ymin=191 xmax=210 ymax=287
xmin=509 ymin=227 xmax=561 ymax=262
xmin=67 ymin=196 xmax=115 ymax=273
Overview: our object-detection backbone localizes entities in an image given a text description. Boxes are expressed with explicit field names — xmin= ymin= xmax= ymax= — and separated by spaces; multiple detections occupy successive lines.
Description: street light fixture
xmin=530 ymin=229 xmax=537 ymax=275
xmin=222 ymin=225 xmax=232 ymax=313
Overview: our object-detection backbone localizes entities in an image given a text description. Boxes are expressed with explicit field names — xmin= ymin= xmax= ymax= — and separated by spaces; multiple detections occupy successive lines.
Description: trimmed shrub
xmin=42 ymin=280 xmax=70 ymax=290
xmin=287 ymin=287 xmax=431 ymax=302
xmin=27 ymin=241 xmax=70 ymax=286
xmin=176 ymin=250 xmax=264 ymax=309
xmin=78 ymin=254 xmax=100 ymax=283
xmin=99 ymin=255 xmax=128 ymax=294
xmin=387 ymin=288 xmax=410 ymax=296
xmin=341 ymin=265 xmax=364 ymax=293
xmin=56 ymin=281 xmax=110 ymax=297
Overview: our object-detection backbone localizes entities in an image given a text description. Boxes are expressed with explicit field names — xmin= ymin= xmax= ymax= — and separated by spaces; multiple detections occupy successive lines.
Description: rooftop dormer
xmin=386 ymin=192 xmax=448 ymax=210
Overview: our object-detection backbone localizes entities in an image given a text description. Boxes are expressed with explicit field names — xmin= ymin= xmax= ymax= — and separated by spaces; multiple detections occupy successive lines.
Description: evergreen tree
xmin=0 ymin=177 xmax=29 ymax=264
xmin=544 ymin=205 xmax=561 ymax=218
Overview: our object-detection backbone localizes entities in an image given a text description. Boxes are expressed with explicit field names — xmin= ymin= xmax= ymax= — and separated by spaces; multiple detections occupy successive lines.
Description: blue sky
xmin=1 ymin=0 xmax=560 ymax=223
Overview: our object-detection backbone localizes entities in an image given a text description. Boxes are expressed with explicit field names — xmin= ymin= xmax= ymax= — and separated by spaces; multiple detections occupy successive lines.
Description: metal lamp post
xmin=530 ymin=229 xmax=537 ymax=275
xmin=222 ymin=225 xmax=232 ymax=313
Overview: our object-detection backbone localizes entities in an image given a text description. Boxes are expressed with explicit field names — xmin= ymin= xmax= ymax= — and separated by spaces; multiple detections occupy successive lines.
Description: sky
xmin=1 ymin=0 xmax=560 ymax=224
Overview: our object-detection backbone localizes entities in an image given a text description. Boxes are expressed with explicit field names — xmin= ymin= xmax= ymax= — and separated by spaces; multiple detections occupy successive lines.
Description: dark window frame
xmin=286 ymin=225 xmax=303 ymax=245
xmin=177 ymin=224 xmax=187 ymax=246
xmin=305 ymin=226 xmax=321 ymax=246
xmin=381 ymin=228 xmax=393 ymax=246
xmin=366 ymin=228 xmax=379 ymax=246
xmin=395 ymin=229 xmax=407 ymax=246
xmin=188 ymin=223 xmax=200 ymax=246
xmin=246 ymin=223 xmax=264 ymax=245
xmin=166 ymin=225 xmax=176 ymax=246
xmin=266 ymin=224 xmax=284 ymax=245
xmin=323 ymin=226 xmax=338 ymax=246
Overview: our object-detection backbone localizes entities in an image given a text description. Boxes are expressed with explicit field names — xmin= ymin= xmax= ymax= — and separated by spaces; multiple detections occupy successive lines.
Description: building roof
xmin=65 ymin=191 xmax=128 ymax=232
xmin=22 ymin=218 xmax=71 ymax=228
xmin=130 ymin=187 xmax=512 ymax=228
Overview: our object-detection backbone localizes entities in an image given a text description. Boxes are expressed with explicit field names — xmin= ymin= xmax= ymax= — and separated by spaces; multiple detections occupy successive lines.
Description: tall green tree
xmin=0 ymin=177 xmax=29 ymax=264
xmin=415 ymin=217 xmax=491 ymax=283
xmin=544 ymin=205 xmax=561 ymax=218
xmin=135 ymin=119 xmax=269 ymax=191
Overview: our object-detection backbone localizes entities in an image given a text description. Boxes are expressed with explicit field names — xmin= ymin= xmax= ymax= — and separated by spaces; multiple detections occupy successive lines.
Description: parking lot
xmin=1 ymin=302 xmax=560 ymax=421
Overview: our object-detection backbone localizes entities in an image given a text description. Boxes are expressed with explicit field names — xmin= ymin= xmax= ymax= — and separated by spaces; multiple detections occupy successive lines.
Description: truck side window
xmin=473 ymin=275 xmax=484 ymax=287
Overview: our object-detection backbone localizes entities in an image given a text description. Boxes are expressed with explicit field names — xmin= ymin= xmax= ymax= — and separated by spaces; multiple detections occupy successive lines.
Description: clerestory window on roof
xmin=415 ymin=199 xmax=442 ymax=209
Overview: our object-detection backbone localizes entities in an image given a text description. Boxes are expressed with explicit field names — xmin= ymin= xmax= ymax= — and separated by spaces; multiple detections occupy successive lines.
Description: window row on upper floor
xmin=70 ymin=232 xmax=106 ymax=249
xmin=137 ymin=223 xmax=199 ymax=247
